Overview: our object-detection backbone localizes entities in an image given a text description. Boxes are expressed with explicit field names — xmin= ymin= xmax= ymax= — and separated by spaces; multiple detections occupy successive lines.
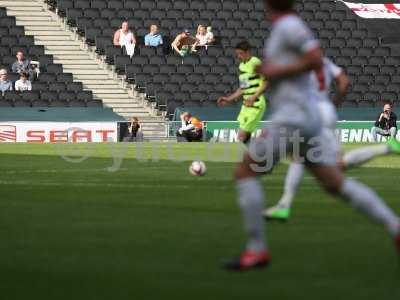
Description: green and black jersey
xmin=238 ymin=56 xmax=267 ymax=105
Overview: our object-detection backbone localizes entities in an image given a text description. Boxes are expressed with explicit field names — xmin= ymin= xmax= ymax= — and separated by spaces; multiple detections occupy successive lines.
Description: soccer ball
xmin=189 ymin=161 xmax=207 ymax=176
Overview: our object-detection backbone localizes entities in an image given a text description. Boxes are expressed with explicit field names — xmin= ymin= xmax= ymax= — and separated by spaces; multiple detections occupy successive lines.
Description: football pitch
xmin=0 ymin=143 xmax=399 ymax=300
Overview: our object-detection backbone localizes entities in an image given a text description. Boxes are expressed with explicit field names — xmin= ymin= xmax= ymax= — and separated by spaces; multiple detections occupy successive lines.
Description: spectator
xmin=144 ymin=25 xmax=163 ymax=47
xmin=15 ymin=72 xmax=32 ymax=92
xmin=129 ymin=117 xmax=141 ymax=138
xmin=11 ymin=51 xmax=33 ymax=79
xmin=206 ymin=26 xmax=215 ymax=44
xmin=171 ymin=29 xmax=197 ymax=57
xmin=0 ymin=69 xmax=13 ymax=93
xmin=113 ymin=20 xmax=136 ymax=57
xmin=124 ymin=117 xmax=143 ymax=142
xmin=176 ymin=112 xmax=203 ymax=142
xmin=372 ymin=102 xmax=398 ymax=142
xmin=30 ymin=60 xmax=40 ymax=80
xmin=192 ymin=25 xmax=208 ymax=51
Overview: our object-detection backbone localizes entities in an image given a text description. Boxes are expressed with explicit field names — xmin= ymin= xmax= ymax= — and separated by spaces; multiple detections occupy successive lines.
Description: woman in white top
xmin=192 ymin=25 xmax=208 ymax=52
xmin=15 ymin=72 xmax=32 ymax=92
xmin=113 ymin=21 xmax=136 ymax=57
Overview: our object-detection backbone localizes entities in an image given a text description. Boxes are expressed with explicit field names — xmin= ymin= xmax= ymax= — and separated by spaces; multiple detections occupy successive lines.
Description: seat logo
xmin=0 ymin=125 xmax=16 ymax=142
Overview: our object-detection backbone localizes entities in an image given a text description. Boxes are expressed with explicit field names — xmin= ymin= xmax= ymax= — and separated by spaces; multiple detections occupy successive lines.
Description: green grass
xmin=0 ymin=143 xmax=399 ymax=300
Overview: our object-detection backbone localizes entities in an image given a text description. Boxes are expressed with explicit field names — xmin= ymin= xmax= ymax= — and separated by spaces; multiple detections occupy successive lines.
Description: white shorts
xmin=318 ymin=100 xmax=342 ymax=159
xmin=248 ymin=123 xmax=337 ymax=174
xmin=318 ymin=100 xmax=337 ymax=130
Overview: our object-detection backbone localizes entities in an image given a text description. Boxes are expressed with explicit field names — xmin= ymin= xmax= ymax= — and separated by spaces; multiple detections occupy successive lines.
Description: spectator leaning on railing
xmin=372 ymin=102 xmax=398 ymax=142
xmin=0 ymin=69 xmax=13 ymax=93
xmin=176 ymin=112 xmax=203 ymax=142
xmin=171 ymin=29 xmax=197 ymax=57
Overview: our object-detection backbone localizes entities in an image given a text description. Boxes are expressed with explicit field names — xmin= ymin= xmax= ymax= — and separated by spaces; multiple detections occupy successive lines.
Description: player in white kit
xmin=265 ymin=58 xmax=400 ymax=221
xmin=224 ymin=0 xmax=400 ymax=271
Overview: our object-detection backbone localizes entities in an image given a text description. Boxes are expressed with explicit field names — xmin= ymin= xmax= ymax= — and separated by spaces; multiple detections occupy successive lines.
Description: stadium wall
xmin=167 ymin=121 xmax=399 ymax=143
xmin=0 ymin=108 xmax=126 ymax=143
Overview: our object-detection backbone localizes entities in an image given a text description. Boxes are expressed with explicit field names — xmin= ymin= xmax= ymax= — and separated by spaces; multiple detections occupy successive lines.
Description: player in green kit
xmin=218 ymin=41 xmax=267 ymax=144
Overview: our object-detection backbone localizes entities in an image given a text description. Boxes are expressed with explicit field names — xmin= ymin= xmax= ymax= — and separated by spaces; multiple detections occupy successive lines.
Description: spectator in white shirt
xmin=0 ymin=69 xmax=13 ymax=93
xmin=206 ymin=26 xmax=215 ymax=44
xmin=113 ymin=21 xmax=136 ymax=57
xmin=193 ymin=25 xmax=208 ymax=52
xmin=15 ymin=72 xmax=32 ymax=92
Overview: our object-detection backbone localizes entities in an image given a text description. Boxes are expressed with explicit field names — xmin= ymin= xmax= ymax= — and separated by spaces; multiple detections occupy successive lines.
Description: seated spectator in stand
xmin=176 ymin=112 xmax=203 ymax=142
xmin=0 ymin=69 xmax=13 ymax=93
xmin=171 ymin=29 xmax=197 ymax=57
xmin=192 ymin=25 xmax=208 ymax=52
xmin=15 ymin=72 xmax=32 ymax=92
xmin=30 ymin=60 xmax=40 ymax=80
xmin=144 ymin=25 xmax=163 ymax=47
xmin=372 ymin=102 xmax=397 ymax=142
xmin=206 ymin=26 xmax=215 ymax=45
xmin=11 ymin=51 xmax=33 ymax=79
xmin=113 ymin=21 xmax=136 ymax=57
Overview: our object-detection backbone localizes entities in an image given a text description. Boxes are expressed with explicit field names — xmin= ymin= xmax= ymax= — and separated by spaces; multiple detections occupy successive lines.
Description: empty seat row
xmin=0 ymin=26 xmax=25 ymax=37
xmin=53 ymin=0 xmax=265 ymax=16
xmin=0 ymin=90 xmax=100 ymax=108
xmin=0 ymin=45 xmax=45 ymax=57
xmin=67 ymin=9 xmax=265 ymax=25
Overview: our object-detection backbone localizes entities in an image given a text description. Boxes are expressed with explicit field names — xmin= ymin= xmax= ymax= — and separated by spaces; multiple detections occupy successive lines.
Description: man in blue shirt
xmin=144 ymin=25 xmax=163 ymax=47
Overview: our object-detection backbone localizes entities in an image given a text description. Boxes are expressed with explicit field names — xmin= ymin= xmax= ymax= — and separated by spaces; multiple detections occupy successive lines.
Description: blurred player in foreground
xmin=224 ymin=0 xmax=400 ymax=271
xmin=265 ymin=58 xmax=400 ymax=221
xmin=218 ymin=41 xmax=267 ymax=144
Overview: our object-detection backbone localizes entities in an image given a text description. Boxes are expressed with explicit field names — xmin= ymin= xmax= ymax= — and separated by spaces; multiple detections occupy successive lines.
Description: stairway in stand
xmin=0 ymin=0 xmax=167 ymax=140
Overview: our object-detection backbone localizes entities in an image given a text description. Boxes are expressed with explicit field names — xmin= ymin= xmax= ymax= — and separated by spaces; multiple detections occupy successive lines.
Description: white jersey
xmin=311 ymin=58 xmax=342 ymax=104
xmin=311 ymin=58 xmax=343 ymax=129
xmin=264 ymin=14 xmax=321 ymax=130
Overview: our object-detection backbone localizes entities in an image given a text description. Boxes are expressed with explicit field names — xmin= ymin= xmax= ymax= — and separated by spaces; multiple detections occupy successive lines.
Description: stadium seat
xmin=66 ymin=82 xmax=83 ymax=93
xmin=157 ymin=1 xmax=172 ymax=10
xmin=0 ymin=16 xmax=16 ymax=28
xmin=75 ymin=0 xmax=90 ymax=9
xmin=32 ymin=82 xmax=47 ymax=91
xmin=49 ymin=82 xmax=67 ymax=92
xmin=69 ymin=99 xmax=86 ymax=107
xmin=105 ymin=45 xmax=122 ymax=64
xmin=91 ymin=0 xmax=107 ymax=10
xmin=124 ymin=0 xmax=140 ymax=10
xmin=76 ymin=91 xmax=93 ymax=102
xmin=0 ymin=7 xmax=7 ymax=17
xmin=125 ymin=64 xmax=142 ymax=83
xmin=4 ymin=91 xmax=21 ymax=102
xmin=86 ymin=99 xmax=103 ymax=107
xmin=28 ymin=45 xmax=45 ymax=57
xmin=45 ymin=64 xmax=63 ymax=74
xmin=9 ymin=26 xmax=25 ymax=37
xmin=39 ymin=73 xmax=57 ymax=83
xmin=56 ymin=73 xmax=74 ymax=84
xmin=115 ymin=55 xmax=131 ymax=74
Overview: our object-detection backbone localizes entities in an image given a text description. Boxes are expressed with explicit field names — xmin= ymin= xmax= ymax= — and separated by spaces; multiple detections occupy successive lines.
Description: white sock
xmin=237 ymin=178 xmax=267 ymax=252
xmin=340 ymin=178 xmax=400 ymax=237
xmin=343 ymin=145 xmax=390 ymax=169
xmin=277 ymin=163 xmax=305 ymax=209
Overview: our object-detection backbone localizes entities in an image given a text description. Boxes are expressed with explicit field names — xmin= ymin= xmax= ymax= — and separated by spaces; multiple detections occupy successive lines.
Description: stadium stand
xmin=39 ymin=0 xmax=400 ymax=116
xmin=0 ymin=6 xmax=100 ymax=108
